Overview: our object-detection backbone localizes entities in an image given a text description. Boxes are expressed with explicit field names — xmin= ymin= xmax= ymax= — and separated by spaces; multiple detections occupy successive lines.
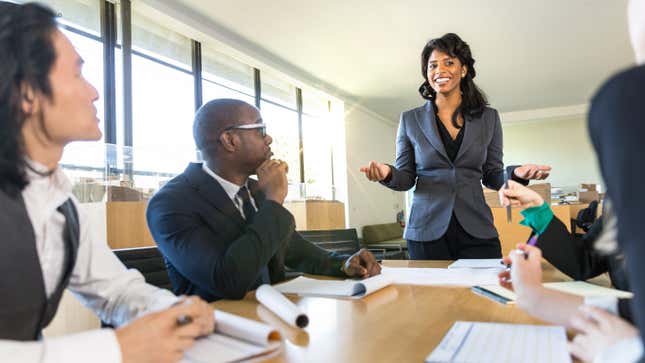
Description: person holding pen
xmin=360 ymin=33 xmax=550 ymax=260
xmin=499 ymin=244 xmax=640 ymax=363
xmin=499 ymin=180 xmax=629 ymax=294
xmin=0 ymin=3 xmax=213 ymax=362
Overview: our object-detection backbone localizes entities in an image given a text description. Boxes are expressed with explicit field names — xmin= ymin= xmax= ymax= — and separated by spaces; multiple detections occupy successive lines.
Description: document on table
xmin=273 ymin=274 xmax=391 ymax=299
xmin=381 ymin=266 xmax=500 ymax=286
xmin=426 ymin=321 xmax=571 ymax=363
xmin=543 ymin=281 xmax=633 ymax=298
xmin=448 ymin=259 xmax=504 ymax=269
xmin=473 ymin=281 xmax=633 ymax=304
xmin=181 ymin=310 xmax=281 ymax=363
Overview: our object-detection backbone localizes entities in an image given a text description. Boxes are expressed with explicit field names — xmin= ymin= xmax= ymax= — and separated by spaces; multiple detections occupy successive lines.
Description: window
xmin=260 ymin=101 xmax=301 ymax=186
xmin=202 ymin=45 xmax=255 ymax=104
xmin=128 ymin=7 xmax=196 ymax=177
xmin=302 ymin=90 xmax=334 ymax=200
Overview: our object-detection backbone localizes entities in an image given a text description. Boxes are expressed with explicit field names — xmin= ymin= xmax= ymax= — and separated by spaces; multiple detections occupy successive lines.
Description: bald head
xmin=629 ymin=0 xmax=645 ymax=64
xmin=193 ymin=98 xmax=258 ymax=159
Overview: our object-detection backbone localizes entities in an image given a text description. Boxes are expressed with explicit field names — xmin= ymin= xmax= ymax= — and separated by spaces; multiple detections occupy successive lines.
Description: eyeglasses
xmin=224 ymin=123 xmax=267 ymax=138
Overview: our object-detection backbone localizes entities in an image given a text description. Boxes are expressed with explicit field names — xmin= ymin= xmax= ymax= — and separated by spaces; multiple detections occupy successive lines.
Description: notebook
xmin=426 ymin=321 xmax=571 ymax=363
xmin=273 ymin=275 xmax=391 ymax=299
xmin=472 ymin=281 xmax=633 ymax=304
xmin=381 ymin=266 xmax=500 ymax=286
xmin=181 ymin=310 xmax=281 ymax=363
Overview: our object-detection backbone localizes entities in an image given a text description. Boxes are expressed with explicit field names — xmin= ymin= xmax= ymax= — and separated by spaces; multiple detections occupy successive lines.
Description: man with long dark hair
xmin=0 ymin=3 xmax=213 ymax=362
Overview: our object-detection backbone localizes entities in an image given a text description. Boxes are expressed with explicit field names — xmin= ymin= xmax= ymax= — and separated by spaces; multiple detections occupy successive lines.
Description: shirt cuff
xmin=584 ymin=296 xmax=619 ymax=315
xmin=593 ymin=336 xmax=643 ymax=363
xmin=519 ymin=202 xmax=553 ymax=235
xmin=44 ymin=329 xmax=122 ymax=363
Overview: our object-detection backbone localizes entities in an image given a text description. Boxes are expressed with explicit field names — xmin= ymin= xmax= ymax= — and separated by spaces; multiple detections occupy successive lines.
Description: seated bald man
xmin=147 ymin=99 xmax=381 ymax=301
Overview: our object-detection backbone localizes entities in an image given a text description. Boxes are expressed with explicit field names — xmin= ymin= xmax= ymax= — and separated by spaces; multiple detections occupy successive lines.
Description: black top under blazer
xmin=383 ymin=101 xmax=521 ymax=241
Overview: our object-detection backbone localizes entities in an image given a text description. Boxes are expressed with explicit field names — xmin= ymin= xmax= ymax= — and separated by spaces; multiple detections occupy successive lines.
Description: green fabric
xmin=519 ymin=202 xmax=554 ymax=235
xmin=362 ymin=223 xmax=404 ymax=243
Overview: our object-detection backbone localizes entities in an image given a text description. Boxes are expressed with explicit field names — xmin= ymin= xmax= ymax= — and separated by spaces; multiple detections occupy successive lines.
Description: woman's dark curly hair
xmin=0 ymin=2 xmax=58 ymax=196
xmin=418 ymin=33 xmax=488 ymax=128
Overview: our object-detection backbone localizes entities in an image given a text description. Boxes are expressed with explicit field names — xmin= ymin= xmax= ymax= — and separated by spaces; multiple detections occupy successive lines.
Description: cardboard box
xmin=580 ymin=183 xmax=597 ymax=192
xmin=577 ymin=190 xmax=600 ymax=203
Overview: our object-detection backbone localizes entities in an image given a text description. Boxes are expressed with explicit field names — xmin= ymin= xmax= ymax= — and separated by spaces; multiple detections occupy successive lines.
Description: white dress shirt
xmin=202 ymin=163 xmax=257 ymax=219
xmin=0 ymin=161 xmax=178 ymax=363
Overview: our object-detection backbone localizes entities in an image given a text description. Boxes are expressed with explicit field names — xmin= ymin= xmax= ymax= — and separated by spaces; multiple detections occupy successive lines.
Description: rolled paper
xmin=256 ymin=284 xmax=309 ymax=328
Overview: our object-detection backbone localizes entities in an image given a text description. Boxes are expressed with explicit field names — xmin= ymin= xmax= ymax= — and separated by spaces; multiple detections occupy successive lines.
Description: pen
xmin=503 ymin=168 xmax=512 ymax=223
xmin=176 ymin=314 xmax=193 ymax=327
xmin=499 ymin=234 xmax=540 ymax=267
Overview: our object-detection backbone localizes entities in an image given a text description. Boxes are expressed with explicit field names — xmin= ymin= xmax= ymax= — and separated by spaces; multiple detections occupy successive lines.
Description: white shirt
xmin=202 ymin=163 xmax=257 ymax=219
xmin=0 ymin=161 xmax=178 ymax=363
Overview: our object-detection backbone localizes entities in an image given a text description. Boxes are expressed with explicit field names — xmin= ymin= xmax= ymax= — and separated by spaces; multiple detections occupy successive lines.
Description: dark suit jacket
xmin=383 ymin=101 xmax=524 ymax=241
xmin=146 ymin=163 xmax=346 ymax=301
xmin=588 ymin=64 xmax=645 ymax=344
xmin=538 ymin=216 xmax=632 ymax=322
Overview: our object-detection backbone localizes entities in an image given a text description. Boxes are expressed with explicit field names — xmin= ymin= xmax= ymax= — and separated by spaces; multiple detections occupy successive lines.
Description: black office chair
xmin=112 ymin=246 xmax=172 ymax=290
xmin=298 ymin=228 xmax=405 ymax=260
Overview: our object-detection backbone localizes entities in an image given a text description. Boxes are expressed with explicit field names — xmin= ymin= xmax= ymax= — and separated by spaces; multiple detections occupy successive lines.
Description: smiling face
xmin=427 ymin=49 xmax=467 ymax=96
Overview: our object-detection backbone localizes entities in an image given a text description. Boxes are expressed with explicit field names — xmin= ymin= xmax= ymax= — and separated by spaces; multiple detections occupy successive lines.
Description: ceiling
xmin=159 ymin=0 xmax=635 ymax=122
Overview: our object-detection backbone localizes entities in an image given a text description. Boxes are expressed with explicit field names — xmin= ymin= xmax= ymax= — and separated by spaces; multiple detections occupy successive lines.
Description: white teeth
xmin=435 ymin=77 xmax=450 ymax=84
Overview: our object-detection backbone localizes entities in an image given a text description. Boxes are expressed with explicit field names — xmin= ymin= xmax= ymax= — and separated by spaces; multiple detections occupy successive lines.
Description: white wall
xmin=502 ymin=115 xmax=602 ymax=191
xmin=343 ymin=105 xmax=405 ymax=237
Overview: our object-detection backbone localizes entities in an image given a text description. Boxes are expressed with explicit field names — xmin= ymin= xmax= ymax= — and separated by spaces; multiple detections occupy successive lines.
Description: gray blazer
xmin=383 ymin=101 xmax=512 ymax=241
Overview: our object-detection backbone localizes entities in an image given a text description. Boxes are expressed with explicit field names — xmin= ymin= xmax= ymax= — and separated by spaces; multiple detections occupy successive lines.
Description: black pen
xmin=176 ymin=314 xmax=193 ymax=327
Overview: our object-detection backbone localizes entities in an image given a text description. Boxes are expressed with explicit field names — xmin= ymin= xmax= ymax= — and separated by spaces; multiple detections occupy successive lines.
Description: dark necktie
xmin=237 ymin=186 xmax=256 ymax=223
xmin=56 ymin=198 xmax=80 ymax=289
xmin=237 ymin=186 xmax=270 ymax=285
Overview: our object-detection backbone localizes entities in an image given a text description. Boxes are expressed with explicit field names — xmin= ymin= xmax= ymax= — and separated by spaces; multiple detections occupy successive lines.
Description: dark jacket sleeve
xmin=618 ymin=298 xmax=634 ymax=324
xmin=538 ymin=216 xmax=608 ymax=280
xmin=381 ymin=113 xmax=417 ymax=191
xmin=480 ymin=110 xmax=528 ymax=190
xmin=589 ymin=66 xmax=645 ymax=344
xmin=148 ymin=193 xmax=294 ymax=300
xmin=284 ymin=232 xmax=347 ymax=277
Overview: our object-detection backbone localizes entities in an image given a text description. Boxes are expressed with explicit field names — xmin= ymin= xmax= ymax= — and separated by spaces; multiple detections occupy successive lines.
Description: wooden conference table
xmin=211 ymin=260 xmax=578 ymax=362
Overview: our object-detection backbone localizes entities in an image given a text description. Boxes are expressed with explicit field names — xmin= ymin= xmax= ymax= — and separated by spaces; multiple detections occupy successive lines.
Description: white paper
xmin=256 ymin=284 xmax=309 ymax=328
xmin=448 ymin=259 xmax=505 ymax=269
xmin=543 ymin=281 xmax=633 ymax=299
xmin=381 ymin=266 xmax=500 ymax=286
xmin=274 ymin=275 xmax=391 ymax=299
xmin=181 ymin=310 xmax=281 ymax=363
xmin=426 ymin=321 xmax=571 ymax=363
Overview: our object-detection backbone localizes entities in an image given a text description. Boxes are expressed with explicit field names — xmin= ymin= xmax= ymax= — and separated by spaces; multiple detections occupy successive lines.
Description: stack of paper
xmin=181 ymin=310 xmax=281 ymax=363
xmin=381 ymin=266 xmax=500 ymax=286
xmin=426 ymin=321 xmax=571 ymax=363
xmin=448 ymin=259 xmax=504 ymax=269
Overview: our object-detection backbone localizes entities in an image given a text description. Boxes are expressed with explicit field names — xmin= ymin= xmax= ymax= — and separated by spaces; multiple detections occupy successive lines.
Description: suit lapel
xmin=184 ymin=163 xmax=245 ymax=227
xmin=416 ymin=101 xmax=450 ymax=162
xmin=455 ymin=113 xmax=481 ymax=163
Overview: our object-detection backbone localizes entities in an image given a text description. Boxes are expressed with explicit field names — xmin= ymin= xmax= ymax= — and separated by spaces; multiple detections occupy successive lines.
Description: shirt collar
xmin=24 ymin=158 xmax=72 ymax=196
xmin=201 ymin=162 xmax=247 ymax=201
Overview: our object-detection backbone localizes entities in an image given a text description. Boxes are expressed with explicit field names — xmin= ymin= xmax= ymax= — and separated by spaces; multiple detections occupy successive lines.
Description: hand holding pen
xmin=498 ymin=243 xmax=543 ymax=295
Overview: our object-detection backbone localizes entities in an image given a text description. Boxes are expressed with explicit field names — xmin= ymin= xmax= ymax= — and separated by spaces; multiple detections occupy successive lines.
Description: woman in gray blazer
xmin=361 ymin=33 xmax=550 ymax=260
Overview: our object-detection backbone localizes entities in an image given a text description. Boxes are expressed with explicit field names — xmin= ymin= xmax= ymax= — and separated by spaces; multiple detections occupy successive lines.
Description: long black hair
xmin=0 ymin=2 xmax=58 ymax=196
xmin=418 ymin=33 xmax=488 ymax=128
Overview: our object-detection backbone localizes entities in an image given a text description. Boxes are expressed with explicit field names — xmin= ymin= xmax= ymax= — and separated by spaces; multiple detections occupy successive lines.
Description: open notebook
xmin=181 ymin=310 xmax=281 ymax=363
xmin=472 ymin=281 xmax=633 ymax=304
xmin=426 ymin=321 xmax=571 ymax=363
xmin=274 ymin=275 xmax=391 ymax=299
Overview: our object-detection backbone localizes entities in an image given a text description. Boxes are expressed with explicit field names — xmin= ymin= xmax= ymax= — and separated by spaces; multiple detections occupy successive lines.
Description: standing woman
xmin=0 ymin=2 xmax=213 ymax=362
xmin=361 ymin=33 xmax=550 ymax=260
